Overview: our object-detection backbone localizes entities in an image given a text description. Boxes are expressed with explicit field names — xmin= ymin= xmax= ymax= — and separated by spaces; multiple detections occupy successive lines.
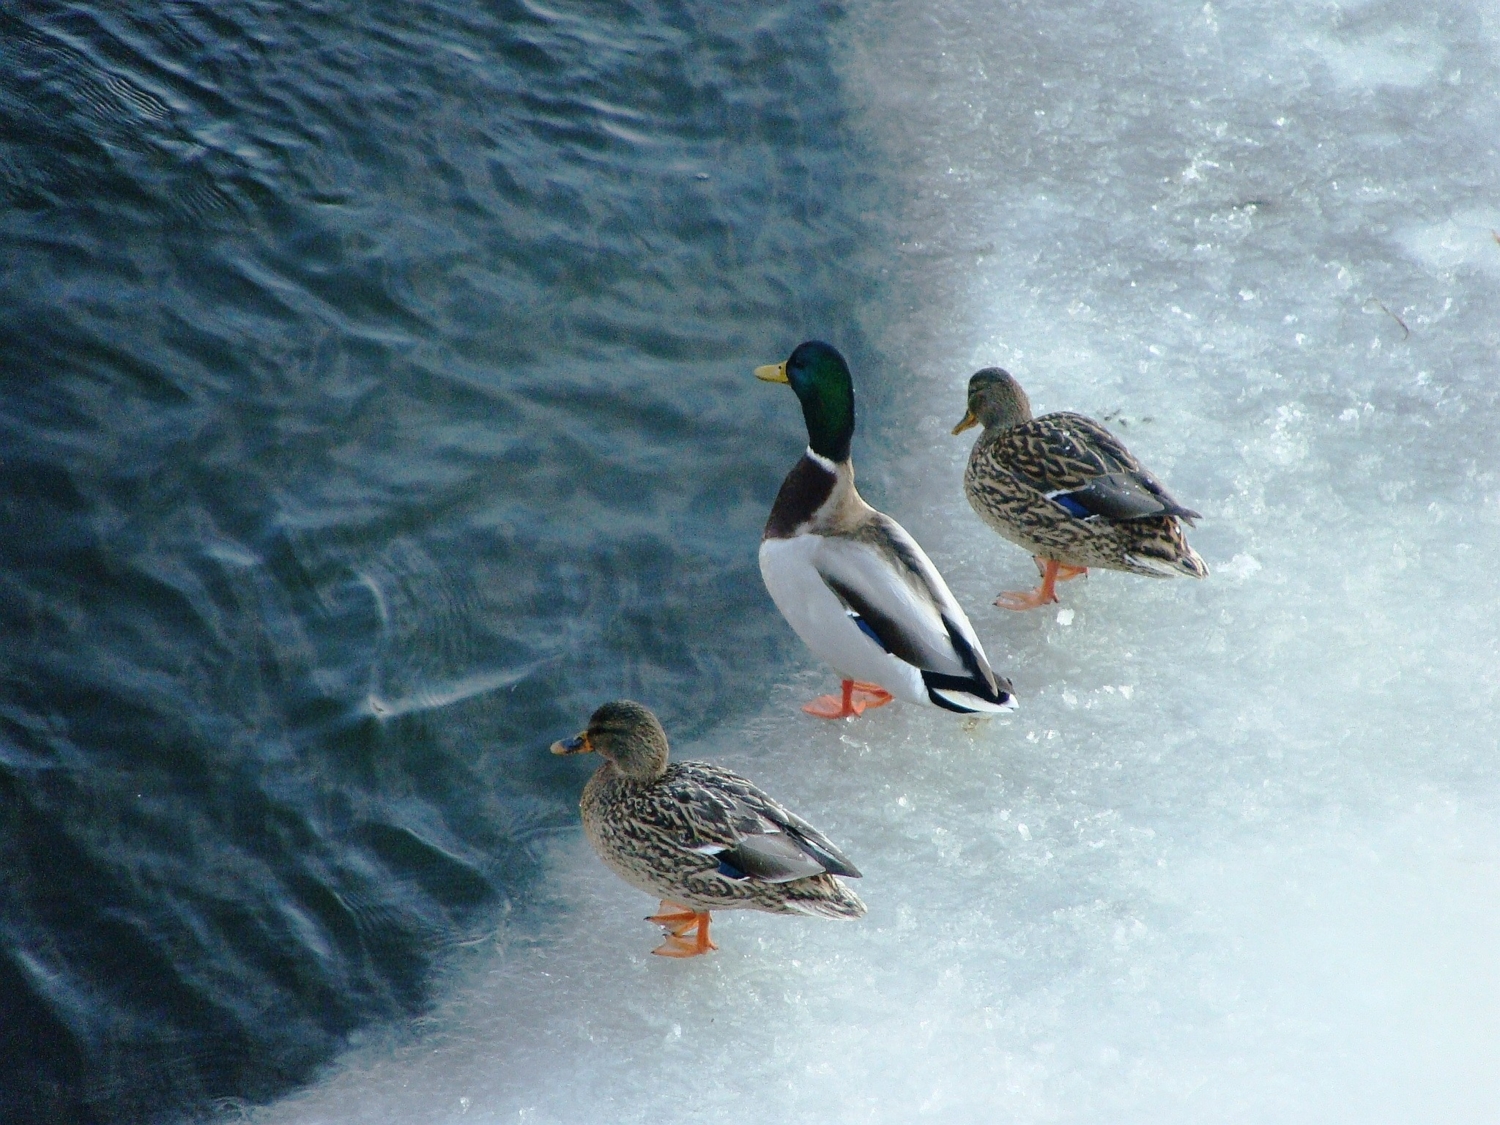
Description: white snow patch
xmin=1399 ymin=210 xmax=1500 ymax=278
xmin=1219 ymin=553 xmax=1263 ymax=582
xmin=1307 ymin=27 xmax=1446 ymax=88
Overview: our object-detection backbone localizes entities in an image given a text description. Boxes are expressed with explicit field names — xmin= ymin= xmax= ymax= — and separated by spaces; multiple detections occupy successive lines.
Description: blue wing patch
xmin=848 ymin=610 xmax=890 ymax=652
xmin=1050 ymin=492 xmax=1093 ymax=520
xmin=716 ymin=858 xmax=751 ymax=880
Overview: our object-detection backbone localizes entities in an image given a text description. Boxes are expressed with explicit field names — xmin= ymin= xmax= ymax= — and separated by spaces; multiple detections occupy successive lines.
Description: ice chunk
xmin=1399 ymin=210 xmax=1500 ymax=279
xmin=1309 ymin=27 xmax=1446 ymax=89
xmin=1219 ymin=553 xmax=1263 ymax=582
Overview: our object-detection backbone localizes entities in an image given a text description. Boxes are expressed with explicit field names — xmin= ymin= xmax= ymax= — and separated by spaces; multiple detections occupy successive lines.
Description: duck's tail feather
xmin=922 ymin=615 xmax=1017 ymax=713
xmin=1124 ymin=524 xmax=1209 ymax=579
xmin=780 ymin=875 xmax=867 ymax=920
xmin=923 ymin=673 xmax=1018 ymax=713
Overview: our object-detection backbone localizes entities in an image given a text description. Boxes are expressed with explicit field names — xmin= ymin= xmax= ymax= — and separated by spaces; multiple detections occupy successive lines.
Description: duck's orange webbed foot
xmin=997 ymin=559 xmax=1087 ymax=611
xmin=801 ymin=680 xmax=894 ymax=719
xmin=994 ymin=586 xmax=1056 ymax=611
xmin=646 ymin=900 xmax=699 ymax=936
xmin=650 ymin=910 xmax=717 ymax=957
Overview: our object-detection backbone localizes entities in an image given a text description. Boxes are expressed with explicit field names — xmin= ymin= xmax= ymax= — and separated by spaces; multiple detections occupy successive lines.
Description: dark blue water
xmin=0 ymin=2 xmax=885 ymax=1119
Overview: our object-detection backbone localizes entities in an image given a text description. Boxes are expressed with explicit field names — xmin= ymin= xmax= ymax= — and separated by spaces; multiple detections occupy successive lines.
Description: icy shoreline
xmin=257 ymin=0 xmax=1500 ymax=1119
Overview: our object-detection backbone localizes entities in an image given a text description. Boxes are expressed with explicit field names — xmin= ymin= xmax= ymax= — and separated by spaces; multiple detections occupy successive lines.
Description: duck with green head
xmin=552 ymin=700 xmax=865 ymax=957
xmin=952 ymin=367 xmax=1207 ymax=609
xmin=756 ymin=341 xmax=1015 ymax=719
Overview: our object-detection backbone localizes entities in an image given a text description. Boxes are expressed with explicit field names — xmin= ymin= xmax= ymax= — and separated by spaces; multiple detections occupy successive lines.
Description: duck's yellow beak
xmin=754 ymin=361 xmax=789 ymax=384
xmin=951 ymin=409 xmax=979 ymax=435
xmin=550 ymin=730 xmax=593 ymax=755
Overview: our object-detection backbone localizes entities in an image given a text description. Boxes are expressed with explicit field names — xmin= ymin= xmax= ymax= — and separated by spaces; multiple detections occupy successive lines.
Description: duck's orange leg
xmin=1044 ymin=556 xmax=1089 ymax=584
xmin=995 ymin=558 xmax=1088 ymax=611
xmin=801 ymin=679 xmax=895 ymax=719
xmin=651 ymin=910 xmax=718 ymax=957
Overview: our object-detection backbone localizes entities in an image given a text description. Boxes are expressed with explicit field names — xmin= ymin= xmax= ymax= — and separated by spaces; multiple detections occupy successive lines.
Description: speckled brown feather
xmin=963 ymin=409 xmax=1207 ymax=577
xmin=580 ymin=760 xmax=866 ymax=919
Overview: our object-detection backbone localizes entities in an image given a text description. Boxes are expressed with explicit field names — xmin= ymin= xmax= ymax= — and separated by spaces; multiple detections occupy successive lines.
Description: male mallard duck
xmin=952 ymin=368 xmax=1207 ymax=610
xmin=552 ymin=699 xmax=865 ymax=957
xmin=756 ymin=341 xmax=1015 ymax=719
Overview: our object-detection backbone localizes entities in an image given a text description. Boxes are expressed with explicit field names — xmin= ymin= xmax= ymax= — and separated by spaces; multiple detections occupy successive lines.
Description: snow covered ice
xmin=259 ymin=0 xmax=1500 ymax=1120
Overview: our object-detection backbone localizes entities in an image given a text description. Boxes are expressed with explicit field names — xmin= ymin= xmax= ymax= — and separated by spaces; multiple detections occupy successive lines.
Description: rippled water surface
xmin=0 ymin=2 xmax=882 ymax=1119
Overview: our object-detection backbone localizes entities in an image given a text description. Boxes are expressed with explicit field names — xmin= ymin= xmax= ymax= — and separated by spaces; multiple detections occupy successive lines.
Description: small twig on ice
xmin=1363 ymin=297 xmax=1410 ymax=340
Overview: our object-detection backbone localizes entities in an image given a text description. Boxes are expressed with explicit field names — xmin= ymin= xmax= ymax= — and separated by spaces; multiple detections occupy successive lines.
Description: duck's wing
xmin=662 ymin=762 xmax=861 ymax=882
xmin=812 ymin=516 xmax=1013 ymax=711
xmin=1004 ymin=412 xmax=1200 ymax=524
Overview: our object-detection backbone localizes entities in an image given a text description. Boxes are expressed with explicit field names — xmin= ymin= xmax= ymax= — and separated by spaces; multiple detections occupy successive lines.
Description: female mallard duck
xmin=756 ymin=341 xmax=1015 ymax=719
xmin=952 ymin=368 xmax=1207 ymax=610
xmin=552 ymin=700 xmax=865 ymax=957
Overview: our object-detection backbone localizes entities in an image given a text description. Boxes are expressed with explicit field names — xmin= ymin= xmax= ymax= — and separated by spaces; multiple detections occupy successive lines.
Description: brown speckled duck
xmin=551 ymin=700 xmax=865 ymax=957
xmin=952 ymin=368 xmax=1207 ymax=610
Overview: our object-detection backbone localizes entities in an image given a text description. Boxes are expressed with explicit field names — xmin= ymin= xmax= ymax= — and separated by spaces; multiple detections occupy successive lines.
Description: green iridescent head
xmin=756 ymin=340 xmax=855 ymax=463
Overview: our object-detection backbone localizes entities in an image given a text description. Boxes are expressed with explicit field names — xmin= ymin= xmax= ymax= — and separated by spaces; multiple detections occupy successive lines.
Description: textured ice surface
xmin=259 ymin=0 xmax=1500 ymax=1120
